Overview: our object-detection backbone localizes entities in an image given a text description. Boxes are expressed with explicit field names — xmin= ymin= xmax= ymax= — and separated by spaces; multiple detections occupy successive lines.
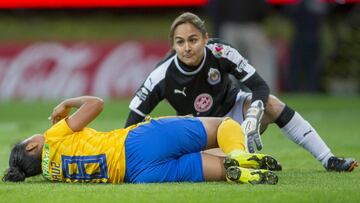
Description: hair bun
xmin=2 ymin=167 xmax=26 ymax=182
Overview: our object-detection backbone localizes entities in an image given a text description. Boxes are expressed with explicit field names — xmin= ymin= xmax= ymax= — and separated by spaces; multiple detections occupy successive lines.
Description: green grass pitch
xmin=0 ymin=95 xmax=359 ymax=203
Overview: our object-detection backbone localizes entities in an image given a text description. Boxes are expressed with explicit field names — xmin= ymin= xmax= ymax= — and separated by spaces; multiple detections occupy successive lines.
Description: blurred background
xmin=0 ymin=0 xmax=359 ymax=102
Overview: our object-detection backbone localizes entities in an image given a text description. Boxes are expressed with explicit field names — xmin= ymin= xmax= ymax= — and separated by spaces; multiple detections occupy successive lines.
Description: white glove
xmin=242 ymin=100 xmax=264 ymax=153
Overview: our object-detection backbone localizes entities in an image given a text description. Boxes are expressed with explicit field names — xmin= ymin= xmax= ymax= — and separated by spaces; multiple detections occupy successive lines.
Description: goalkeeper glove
xmin=242 ymin=100 xmax=264 ymax=153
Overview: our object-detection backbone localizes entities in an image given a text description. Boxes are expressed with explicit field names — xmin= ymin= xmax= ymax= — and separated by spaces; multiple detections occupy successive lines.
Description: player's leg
xmin=202 ymin=91 xmax=251 ymax=157
xmin=127 ymin=149 xmax=277 ymax=184
xmin=261 ymin=95 xmax=334 ymax=167
xmin=124 ymin=117 xmax=211 ymax=183
xmin=247 ymin=94 xmax=357 ymax=172
xmin=128 ymin=152 xmax=205 ymax=183
xmin=199 ymin=117 xmax=244 ymax=152
xmin=201 ymin=153 xmax=226 ymax=181
xmin=199 ymin=117 xmax=280 ymax=171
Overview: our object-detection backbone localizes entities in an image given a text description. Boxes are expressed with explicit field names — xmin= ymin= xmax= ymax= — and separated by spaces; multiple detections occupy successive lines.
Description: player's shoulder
xmin=206 ymin=38 xmax=241 ymax=61
xmin=207 ymin=38 xmax=232 ymax=47
xmin=144 ymin=50 xmax=175 ymax=90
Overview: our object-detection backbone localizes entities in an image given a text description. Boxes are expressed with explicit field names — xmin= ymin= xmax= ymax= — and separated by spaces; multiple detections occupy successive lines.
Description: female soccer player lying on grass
xmin=3 ymin=96 xmax=280 ymax=184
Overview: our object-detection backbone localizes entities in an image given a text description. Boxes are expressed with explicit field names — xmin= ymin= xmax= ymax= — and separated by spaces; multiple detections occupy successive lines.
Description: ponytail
xmin=2 ymin=141 xmax=42 ymax=182
xmin=2 ymin=167 xmax=26 ymax=182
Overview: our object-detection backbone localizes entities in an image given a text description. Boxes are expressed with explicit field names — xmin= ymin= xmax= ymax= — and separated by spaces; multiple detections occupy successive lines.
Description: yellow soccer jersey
xmin=41 ymin=119 xmax=133 ymax=183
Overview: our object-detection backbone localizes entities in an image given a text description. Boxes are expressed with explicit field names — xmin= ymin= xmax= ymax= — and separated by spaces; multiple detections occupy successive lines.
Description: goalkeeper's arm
xmin=125 ymin=110 xmax=145 ymax=128
xmin=242 ymin=72 xmax=270 ymax=152
xmin=243 ymin=72 xmax=270 ymax=106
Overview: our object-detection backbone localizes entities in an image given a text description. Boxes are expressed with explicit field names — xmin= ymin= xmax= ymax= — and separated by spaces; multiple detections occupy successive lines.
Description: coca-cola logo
xmin=0 ymin=41 xmax=168 ymax=100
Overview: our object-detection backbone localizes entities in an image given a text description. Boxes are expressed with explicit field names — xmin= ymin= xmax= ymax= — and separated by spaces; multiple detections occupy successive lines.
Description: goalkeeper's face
xmin=172 ymin=22 xmax=208 ymax=67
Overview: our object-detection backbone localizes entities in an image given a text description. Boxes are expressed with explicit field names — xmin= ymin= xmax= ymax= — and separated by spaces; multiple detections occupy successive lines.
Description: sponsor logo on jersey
xmin=207 ymin=68 xmax=221 ymax=85
xmin=136 ymin=86 xmax=149 ymax=101
xmin=225 ymin=49 xmax=231 ymax=56
xmin=236 ymin=59 xmax=247 ymax=73
xmin=213 ymin=43 xmax=224 ymax=58
xmin=148 ymin=78 xmax=154 ymax=89
xmin=194 ymin=93 xmax=213 ymax=113
xmin=42 ymin=144 xmax=50 ymax=179
xmin=174 ymin=87 xmax=187 ymax=96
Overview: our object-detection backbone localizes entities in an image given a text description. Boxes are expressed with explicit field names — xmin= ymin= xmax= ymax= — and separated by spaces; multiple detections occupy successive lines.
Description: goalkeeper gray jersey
xmin=129 ymin=39 xmax=256 ymax=117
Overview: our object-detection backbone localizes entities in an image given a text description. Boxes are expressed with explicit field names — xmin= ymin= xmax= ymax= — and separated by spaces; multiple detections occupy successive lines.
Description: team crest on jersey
xmin=213 ymin=43 xmax=224 ymax=58
xmin=207 ymin=68 xmax=221 ymax=85
xmin=194 ymin=93 xmax=213 ymax=113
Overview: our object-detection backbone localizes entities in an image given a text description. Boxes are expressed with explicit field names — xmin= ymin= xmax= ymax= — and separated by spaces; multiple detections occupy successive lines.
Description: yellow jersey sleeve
xmin=44 ymin=119 xmax=73 ymax=141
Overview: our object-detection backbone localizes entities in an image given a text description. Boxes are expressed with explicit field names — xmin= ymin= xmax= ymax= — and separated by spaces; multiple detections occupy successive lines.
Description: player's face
xmin=173 ymin=23 xmax=208 ymax=67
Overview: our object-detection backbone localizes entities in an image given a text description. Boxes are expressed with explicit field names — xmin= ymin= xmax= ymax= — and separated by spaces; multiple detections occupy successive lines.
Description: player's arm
xmin=219 ymin=44 xmax=270 ymax=152
xmin=125 ymin=86 xmax=162 ymax=127
xmin=217 ymin=43 xmax=270 ymax=106
xmin=125 ymin=64 xmax=167 ymax=127
xmin=125 ymin=110 xmax=145 ymax=127
xmin=241 ymin=72 xmax=270 ymax=153
xmin=48 ymin=96 xmax=104 ymax=132
xmin=243 ymin=72 xmax=270 ymax=106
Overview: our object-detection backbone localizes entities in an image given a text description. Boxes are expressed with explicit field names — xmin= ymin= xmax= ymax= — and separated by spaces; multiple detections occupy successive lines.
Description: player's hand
xmin=48 ymin=102 xmax=71 ymax=125
xmin=241 ymin=100 xmax=264 ymax=153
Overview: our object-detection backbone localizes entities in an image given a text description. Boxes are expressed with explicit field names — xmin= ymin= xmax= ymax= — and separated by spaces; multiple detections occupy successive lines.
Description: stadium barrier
xmin=0 ymin=41 xmax=169 ymax=100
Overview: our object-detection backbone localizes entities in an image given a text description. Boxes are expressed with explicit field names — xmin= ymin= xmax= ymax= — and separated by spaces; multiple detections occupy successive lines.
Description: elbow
xmin=94 ymin=97 xmax=104 ymax=112
xmin=263 ymin=83 xmax=270 ymax=96
xmin=88 ymin=97 xmax=104 ymax=113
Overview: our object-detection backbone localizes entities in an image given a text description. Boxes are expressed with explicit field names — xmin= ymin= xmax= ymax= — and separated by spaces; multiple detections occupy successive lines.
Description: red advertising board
xmin=0 ymin=41 xmax=170 ymax=100
xmin=266 ymin=0 xmax=359 ymax=4
xmin=0 ymin=0 xmax=208 ymax=8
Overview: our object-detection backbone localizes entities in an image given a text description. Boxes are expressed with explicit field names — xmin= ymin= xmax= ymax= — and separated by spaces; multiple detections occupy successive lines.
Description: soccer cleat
xmin=224 ymin=152 xmax=282 ymax=171
xmin=226 ymin=166 xmax=278 ymax=185
xmin=326 ymin=156 xmax=358 ymax=172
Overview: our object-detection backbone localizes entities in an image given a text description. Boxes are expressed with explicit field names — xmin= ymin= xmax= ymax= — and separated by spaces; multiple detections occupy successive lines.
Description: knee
xmin=263 ymin=95 xmax=286 ymax=122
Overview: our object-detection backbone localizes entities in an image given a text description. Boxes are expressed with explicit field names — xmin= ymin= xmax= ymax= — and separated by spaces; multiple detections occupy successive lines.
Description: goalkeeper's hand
xmin=242 ymin=100 xmax=265 ymax=153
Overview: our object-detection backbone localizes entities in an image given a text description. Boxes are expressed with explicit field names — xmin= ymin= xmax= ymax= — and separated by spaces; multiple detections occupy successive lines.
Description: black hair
xmin=2 ymin=141 xmax=42 ymax=182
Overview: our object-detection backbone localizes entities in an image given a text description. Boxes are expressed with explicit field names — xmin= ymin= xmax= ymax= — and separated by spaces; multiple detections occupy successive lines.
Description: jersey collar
xmin=174 ymin=48 xmax=207 ymax=75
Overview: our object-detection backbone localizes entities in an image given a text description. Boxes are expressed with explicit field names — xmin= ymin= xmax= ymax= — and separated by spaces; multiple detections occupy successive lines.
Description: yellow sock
xmin=217 ymin=117 xmax=246 ymax=154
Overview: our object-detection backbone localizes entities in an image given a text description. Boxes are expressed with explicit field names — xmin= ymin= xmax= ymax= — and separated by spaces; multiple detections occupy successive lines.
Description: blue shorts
xmin=124 ymin=117 xmax=207 ymax=183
